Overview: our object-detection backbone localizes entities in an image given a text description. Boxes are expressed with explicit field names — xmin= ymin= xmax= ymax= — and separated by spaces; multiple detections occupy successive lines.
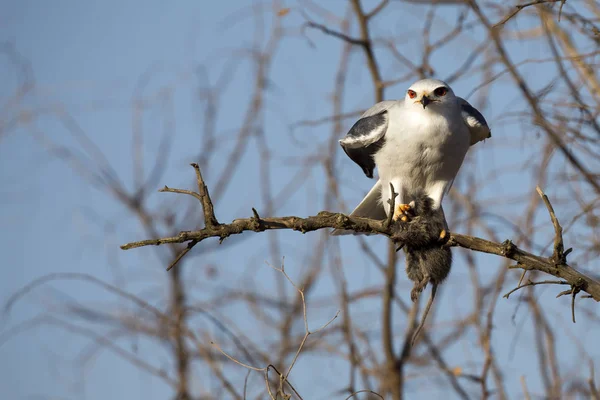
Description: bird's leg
xmin=392 ymin=200 xmax=415 ymax=222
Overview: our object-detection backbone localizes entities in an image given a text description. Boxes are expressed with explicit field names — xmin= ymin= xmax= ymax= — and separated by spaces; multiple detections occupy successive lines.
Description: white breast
xmin=374 ymin=104 xmax=470 ymax=212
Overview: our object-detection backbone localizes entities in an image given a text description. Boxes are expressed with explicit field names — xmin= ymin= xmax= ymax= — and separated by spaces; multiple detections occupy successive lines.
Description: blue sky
xmin=1 ymin=1 xmax=598 ymax=399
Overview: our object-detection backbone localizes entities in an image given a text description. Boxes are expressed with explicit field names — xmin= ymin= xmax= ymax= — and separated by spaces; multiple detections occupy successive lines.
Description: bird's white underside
xmin=332 ymin=79 xmax=489 ymax=236
xmin=374 ymin=100 xmax=470 ymax=216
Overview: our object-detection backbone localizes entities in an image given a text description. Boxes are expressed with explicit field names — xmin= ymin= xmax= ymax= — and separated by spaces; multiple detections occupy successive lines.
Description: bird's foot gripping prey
xmin=390 ymin=191 xmax=452 ymax=345
xmin=393 ymin=203 xmax=413 ymax=222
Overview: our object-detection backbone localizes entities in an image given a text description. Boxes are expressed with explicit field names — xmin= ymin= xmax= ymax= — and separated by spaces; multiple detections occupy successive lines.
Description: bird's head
xmin=405 ymin=79 xmax=456 ymax=110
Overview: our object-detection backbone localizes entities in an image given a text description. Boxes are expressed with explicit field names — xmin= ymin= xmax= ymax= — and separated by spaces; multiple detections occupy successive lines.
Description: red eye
xmin=407 ymin=90 xmax=417 ymax=99
xmin=434 ymin=87 xmax=448 ymax=96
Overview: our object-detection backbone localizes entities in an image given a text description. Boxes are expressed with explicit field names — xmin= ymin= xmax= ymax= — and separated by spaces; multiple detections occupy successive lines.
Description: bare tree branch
xmin=121 ymin=165 xmax=600 ymax=303
xmin=494 ymin=0 xmax=566 ymax=27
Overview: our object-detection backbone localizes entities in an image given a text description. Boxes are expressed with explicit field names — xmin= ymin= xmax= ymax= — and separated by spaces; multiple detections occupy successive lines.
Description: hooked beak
xmin=420 ymin=95 xmax=430 ymax=109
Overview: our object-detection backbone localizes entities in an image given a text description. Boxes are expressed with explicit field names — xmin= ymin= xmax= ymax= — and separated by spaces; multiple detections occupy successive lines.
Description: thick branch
xmin=121 ymin=212 xmax=389 ymax=249
xmin=122 ymin=164 xmax=600 ymax=302
xmin=448 ymin=235 xmax=599 ymax=301
xmin=121 ymin=211 xmax=600 ymax=301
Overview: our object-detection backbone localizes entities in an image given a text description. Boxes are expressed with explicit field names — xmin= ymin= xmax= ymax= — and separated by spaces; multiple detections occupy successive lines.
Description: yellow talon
xmin=392 ymin=203 xmax=413 ymax=222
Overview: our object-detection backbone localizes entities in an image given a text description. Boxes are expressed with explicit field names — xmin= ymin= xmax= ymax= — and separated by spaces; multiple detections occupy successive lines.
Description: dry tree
xmin=3 ymin=1 xmax=600 ymax=400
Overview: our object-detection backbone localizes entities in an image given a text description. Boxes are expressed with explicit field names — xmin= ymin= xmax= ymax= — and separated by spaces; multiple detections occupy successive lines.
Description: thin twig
xmin=517 ymin=270 xmax=528 ymax=287
xmin=385 ymin=182 xmax=397 ymax=229
xmin=166 ymin=240 xmax=198 ymax=272
xmin=266 ymin=260 xmax=340 ymax=380
xmin=159 ymin=186 xmax=203 ymax=202
xmin=494 ymin=0 xmax=565 ymax=27
xmin=536 ymin=186 xmax=566 ymax=264
xmin=265 ymin=365 xmax=276 ymax=400
xmin=590 ymin=361 xmax=600 ymax=400
xmin=366 ymin=0 xmax=389 ymax=20
xmin=345 ymin=389 xmax=385 ymax=400
xmin=558 ymin=0 xmax=567 ymax=21
xmin=521 ymin=375 xmax=532 ymax=400
xmin=190 ymin=163 xmax=219 ymax=228
xmin=303 ymin=21 xmax=365 ymax=46
xmin=503 ymin=279 xmax=569 ymax=299
xmin=268 ymin=364 xmax=304 ymax=400
xmin=571 ymin=286 xmax=577 ymax=323
xmin=211 ymin=342 xmax=265 ymax=372
xmin=210 ymin=260 xmax=338 ymax=400
xmin=289 ymin=110 xmax=364 ymax=130
xmin=243 ymin=370 xmax=251 ymax=400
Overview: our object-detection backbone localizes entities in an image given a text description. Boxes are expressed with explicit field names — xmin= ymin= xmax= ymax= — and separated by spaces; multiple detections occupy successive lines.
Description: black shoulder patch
xmin=341 ymin=136 xmax=385 ymax=178
xmin=340 ymin=111 xmax=388 ymax=178
xmin=344 ymin=111 xmax=387 ymax=144
xmin=461 ymin=102 xmax=488 ymax=127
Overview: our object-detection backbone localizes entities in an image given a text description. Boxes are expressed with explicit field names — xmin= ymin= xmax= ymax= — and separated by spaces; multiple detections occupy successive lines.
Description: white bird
xmin=333 ymin=78 xmax=490 ymax=234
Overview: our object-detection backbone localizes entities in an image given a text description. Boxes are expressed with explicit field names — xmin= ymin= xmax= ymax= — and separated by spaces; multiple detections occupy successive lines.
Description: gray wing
xmin=339 ymin=101 xmax=399 ymax=178
xmin=457 ymin=97 xmax=491 ymax=146
xmin=331 ymin=180 xmax=386 ymax=236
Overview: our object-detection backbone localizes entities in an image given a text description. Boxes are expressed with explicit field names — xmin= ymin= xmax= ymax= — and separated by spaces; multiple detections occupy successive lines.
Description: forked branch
xmin=121 ymin=164 xmax=600 ymax=302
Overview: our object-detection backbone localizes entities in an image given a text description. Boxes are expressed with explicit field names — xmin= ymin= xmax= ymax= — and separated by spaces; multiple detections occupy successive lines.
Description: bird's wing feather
xmin=362 ymin=100 xmax=400 ymax=118
xmin=331 ymin=180 xmax=386 ymax=236
xmin=457 ymin=97 xmax=491 ymax=145
xmin=339 ymin=101 xmax=398 ymax=178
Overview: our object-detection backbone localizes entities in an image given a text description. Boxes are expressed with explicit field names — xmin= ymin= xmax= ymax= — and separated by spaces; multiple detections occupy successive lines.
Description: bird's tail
xmin=331 ymin=180 xmax=387 ymax=236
